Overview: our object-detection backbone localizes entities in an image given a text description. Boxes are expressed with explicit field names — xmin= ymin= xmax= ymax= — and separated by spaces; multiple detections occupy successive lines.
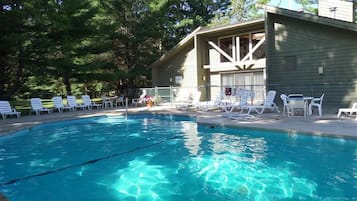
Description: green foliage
xmin=209 ymin=0 xmax=269 ymax=26
xmin=0 ymin=0 xmax=231 ymax=99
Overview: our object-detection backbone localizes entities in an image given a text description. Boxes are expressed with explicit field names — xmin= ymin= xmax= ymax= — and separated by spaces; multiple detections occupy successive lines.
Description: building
xmin=150 ymin=0 xmax=357 ymax=112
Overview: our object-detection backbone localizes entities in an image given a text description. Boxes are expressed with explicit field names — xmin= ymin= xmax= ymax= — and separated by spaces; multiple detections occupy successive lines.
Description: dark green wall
xmin=266 ymin=13 xmax=357 ymax=113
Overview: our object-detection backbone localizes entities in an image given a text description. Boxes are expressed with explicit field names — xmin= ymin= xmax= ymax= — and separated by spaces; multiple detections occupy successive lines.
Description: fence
xmin=138 ymin=85 xmax=266 ymax=105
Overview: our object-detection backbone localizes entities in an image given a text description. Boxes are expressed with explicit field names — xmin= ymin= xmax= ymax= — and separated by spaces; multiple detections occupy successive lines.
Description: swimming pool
xmin=0 ymin=114 xmax=356 ymax=201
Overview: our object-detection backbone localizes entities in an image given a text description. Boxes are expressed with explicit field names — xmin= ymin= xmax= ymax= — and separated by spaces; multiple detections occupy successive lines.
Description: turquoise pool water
xmin=0 ymin=114 xmax=356 ymax=201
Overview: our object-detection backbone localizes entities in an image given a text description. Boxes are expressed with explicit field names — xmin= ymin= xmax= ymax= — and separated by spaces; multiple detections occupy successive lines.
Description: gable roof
xmin=263 ymin=5 xmax=357 ymax=32
xmin=149 ymin=27 xmax=202 ymax=69
xmin=149 ymin=18 xmax=265 ymax=69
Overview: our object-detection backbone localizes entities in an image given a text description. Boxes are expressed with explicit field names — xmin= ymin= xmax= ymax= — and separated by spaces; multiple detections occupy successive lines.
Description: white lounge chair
xmin=67 ymin=96 xmax=86 ymax=110
xmin=132 ymin=90 xmax=147 ymax=107
xmin=82 ymin=95 xmax=102 ymax=110
xmin=30 ymin=98 xmax=53 ymax=115
xmin=309 ymin=93 xmax=325 ymax=117
xmin=337 ymin=102 xmax=357 ymax=119
xmin=52 ymin=96 xmax=74 ymax=112
xmin=197 ymin=91 xmax=223 ymax=111
xmin=242 ymin=90 xmax=280 ymax=115
xmin=176 ymin=91 xmax=201 ymax=110
xmin=0 ymin=100 xmax=21 ymax=119
xmin=222 ymin=90 xmax=251 ymax=113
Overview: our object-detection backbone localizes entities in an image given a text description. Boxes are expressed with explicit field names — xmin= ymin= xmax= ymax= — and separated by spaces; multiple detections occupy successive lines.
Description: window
xmin=239 ymin=34 xmax=249 ymax=60
xmin=219 ymin=37 xmax=234 ymax=62
xmin=239 ymin=32 xmax=265 ymax=61
xmin=221 ymin=71 xmax=265 ymax=103
xmin=252 ymin=32 xmax=265 ymax=59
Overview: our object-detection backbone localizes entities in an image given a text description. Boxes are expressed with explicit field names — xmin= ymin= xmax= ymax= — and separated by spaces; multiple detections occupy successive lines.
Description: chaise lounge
xmin=337 ymin=103 xmax=357 ymax=119
xmin=0 ymin=100 xmax=21 ymax=119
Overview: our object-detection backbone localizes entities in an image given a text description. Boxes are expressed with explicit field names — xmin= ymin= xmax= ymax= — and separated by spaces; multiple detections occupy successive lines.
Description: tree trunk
xmin=63 ymin=75 xmax=72 ymax=95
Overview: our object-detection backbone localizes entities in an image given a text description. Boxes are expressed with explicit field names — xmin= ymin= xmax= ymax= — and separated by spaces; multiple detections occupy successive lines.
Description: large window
xmin=214 ymin=31 xmax=265 ymax=64
xmin=221 ymin=71 xmax=265 ymax=103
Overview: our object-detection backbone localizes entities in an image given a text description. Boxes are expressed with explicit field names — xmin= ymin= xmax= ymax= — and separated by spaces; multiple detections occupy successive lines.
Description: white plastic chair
xmin=287 ymin=94 xmax=306 ymax=117
xmin=176 ymin=91 xmax=201 ymax=110
xmin=82 ymin=95 xmax=102 ymax=110
xmin=280 ymin=94 xmax=289 ymax=115
xmin=197 ymin=91 xmax=223 ymax=111
xmin=309 ymin=93 xmax=325 ymax=117
xmin=67 ymin=96 xmax=86 ymax=110
xmin=132 ymin=90 xmax=147 ymax=107
xmin=243 ymin=90 xmax=280 ymax=115
xmin=0 ymin=100 xmax=21 ymax=119
xmin=30 ymin=98 xmax=53 ymax=115
xmin=52 ymin=96 xmax=74 ymax=112
xmin=223 ymin=90 xmax=251 ymax=113
xmin=337 ymin=102 xmax=357 ymax=119
xmin=115 ymin=96 xmax=125 ymax=107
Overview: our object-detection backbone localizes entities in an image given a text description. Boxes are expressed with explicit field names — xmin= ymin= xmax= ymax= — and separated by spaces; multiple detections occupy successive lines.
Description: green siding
xmin=267 ymin=14 xmax=357 ymax=112
xmin=152 ymin=43 xmax=195 ymax=87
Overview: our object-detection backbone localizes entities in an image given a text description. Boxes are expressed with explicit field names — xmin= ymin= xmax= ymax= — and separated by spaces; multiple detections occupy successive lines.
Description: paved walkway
xmin=0 ymin=105 xmax=356 ymax=139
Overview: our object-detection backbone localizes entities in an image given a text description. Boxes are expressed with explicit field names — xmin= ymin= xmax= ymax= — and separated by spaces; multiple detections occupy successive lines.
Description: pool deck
xmin=0 ymin=105 xmax=356 ymax=139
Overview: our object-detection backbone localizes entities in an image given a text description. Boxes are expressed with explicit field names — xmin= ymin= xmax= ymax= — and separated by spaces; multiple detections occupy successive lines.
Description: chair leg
xmin=318 ymin=106 xmax=322 ymax=117
xmin=283 ymin=106 xmax=285 ymax=115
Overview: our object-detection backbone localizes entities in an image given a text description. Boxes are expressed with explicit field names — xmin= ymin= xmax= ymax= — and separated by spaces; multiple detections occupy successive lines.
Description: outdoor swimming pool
xmin=0 ymin=114 xmax=356 ymax=201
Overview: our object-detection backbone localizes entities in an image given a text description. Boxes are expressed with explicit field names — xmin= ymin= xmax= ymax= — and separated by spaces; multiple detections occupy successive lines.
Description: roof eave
xmin=263 ymin=5 xmax=357 ymax=32
xmin=149 ymin=27 xmax=201 ymax=69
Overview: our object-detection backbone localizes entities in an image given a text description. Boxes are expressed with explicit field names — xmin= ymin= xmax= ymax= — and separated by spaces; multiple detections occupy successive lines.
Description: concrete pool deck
xmin=0 ymin=105 xmax=356 ymax=139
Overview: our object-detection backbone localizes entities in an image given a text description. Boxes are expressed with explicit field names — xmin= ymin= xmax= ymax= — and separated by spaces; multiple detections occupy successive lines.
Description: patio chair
xmin=67 ymin=96 xmax=86 ymax=110
xmin=197 ymin=91 xmax=223 ymax=111
xmin=30 ymin=98 xmax=53 ymax=115
xmin=52 ymin=96 xmax=74 ymax=112
xmin=280 ymin=94 xmax=289 ymax=116
xmin=0 ymin=100 xmax=21 ymax=119
xmin=222 ymin=90 xmax=251 ymax=114
xmin=82 ymin=95 xmax=102 ymax=110
xmin=115 ymin=96 xmax=125 ymax=107
xmin=176 ymin=91 xmax=201 ymax=110
xmin=308 ymin=93 xmax=325 ymax=117
xmin=337 ymin=102 xmax=357 ymax=119
xmin=132 ymin=90 xmax=147 ymax=107
xmin=242 ymin=90 xmax=280 ymax=115
xmin=287 ymin=94 xmax=306 ymax=117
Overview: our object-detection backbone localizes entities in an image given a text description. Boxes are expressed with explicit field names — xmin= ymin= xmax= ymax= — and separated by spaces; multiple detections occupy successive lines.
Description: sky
xmin=268 ymin=0 xmax=315 ymax=11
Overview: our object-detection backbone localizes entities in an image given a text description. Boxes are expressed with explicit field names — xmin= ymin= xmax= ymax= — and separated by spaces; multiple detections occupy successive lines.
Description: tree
xmin=210 ymin=0 xmax=271 ymax=26
xmin=100 ymin=0 xmax=231 ymax=97
xmin=39 ymin=0 xmax=104 ymax=95
xmin=0 ymin=1 xmax=41 ymax=100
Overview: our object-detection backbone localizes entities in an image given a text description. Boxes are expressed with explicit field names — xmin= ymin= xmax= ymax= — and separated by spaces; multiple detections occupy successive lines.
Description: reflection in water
xmin=181 ymin=122 xmax=201 ymax=156
xmin=209 ymin=133 xmax=267 ymax=163
xmin=189 ymin=154 xmax=317 ymax=200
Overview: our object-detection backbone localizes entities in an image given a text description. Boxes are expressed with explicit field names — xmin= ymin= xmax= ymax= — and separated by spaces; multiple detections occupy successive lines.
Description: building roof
xmin=263 ymin=5 xmax=357 ymax=32
xmin=149 ymin=19 xmax=265 ymax=69
xmin=150 ymin=6 xmax=357 ymax=69
xmin=149 ymin=27 xmax=201 ymax=69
